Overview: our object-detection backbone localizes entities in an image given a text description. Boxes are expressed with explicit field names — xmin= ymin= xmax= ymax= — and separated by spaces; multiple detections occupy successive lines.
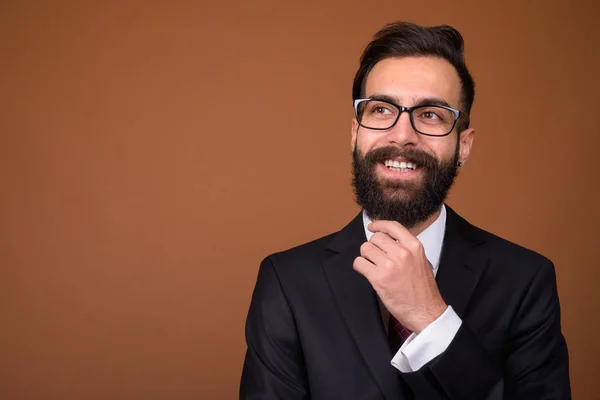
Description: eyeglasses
xmin=353 ymin=98 xmax=470 ymax=137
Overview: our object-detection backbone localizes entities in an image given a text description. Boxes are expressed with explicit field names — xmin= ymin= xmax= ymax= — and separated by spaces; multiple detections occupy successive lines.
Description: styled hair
xmin=352 ymin=22 xmax=475 ymax=130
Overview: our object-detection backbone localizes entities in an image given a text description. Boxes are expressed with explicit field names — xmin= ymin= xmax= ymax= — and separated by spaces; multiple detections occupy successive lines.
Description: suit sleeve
xmin=401 ymin=259 xmax=571 ymax=399
xmin=240 ymin=257 xmax=310 ymax=400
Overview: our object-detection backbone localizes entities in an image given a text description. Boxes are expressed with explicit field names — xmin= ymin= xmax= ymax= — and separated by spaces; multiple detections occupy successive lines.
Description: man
xmin=240 ymin=22 xmax=570 ymax=399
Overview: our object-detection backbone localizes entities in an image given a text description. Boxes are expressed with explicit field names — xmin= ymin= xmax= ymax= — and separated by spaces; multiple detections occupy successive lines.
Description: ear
xmin=458 ymin=128 xmax=475 ymax=165
xmin=351 ymin=118 xmax=359 ymax=151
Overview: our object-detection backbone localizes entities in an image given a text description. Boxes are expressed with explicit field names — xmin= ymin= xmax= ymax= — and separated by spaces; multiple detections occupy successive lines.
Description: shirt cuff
xmin=390 ymin=305 xmax=462 ymax=373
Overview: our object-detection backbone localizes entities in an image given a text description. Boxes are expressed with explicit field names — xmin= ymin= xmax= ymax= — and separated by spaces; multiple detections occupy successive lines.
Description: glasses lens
xmin=411 ymin=106 xmax=456 ymax=135
xmin=357 ymin=100 xmax=399 ymax=130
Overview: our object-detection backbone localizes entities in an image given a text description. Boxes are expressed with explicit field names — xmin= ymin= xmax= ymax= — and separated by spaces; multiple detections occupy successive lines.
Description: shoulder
xmin=447 ymin=211 xmax=561 ymax=322
xmin=450 ymin=206 xmax=551 ymax=262
xmin=251 ymin=230 xmax=342 ymax=300
xmin=256 ymin=213 xmax=362 ymax=284
xmin=478 ymin=226 xmax=550 ymax=265
xmin=454 ymin=212 xmax=555 ymax=282
xmin=262 ymin=212 xmax=363 ymax=270
xmin=263 ymin=230 xmax=338 ymax=270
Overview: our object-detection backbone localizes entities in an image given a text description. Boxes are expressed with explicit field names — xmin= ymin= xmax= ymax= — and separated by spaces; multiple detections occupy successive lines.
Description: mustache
xmin=362 ymin=146 xmax=438 ymax=169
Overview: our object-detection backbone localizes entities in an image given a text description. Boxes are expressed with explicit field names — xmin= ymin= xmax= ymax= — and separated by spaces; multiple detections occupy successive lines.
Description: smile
xmin=383 ymin=159 xmax=417 ymax=173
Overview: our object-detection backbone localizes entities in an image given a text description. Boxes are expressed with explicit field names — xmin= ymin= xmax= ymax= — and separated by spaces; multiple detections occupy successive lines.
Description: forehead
xmin=364 ymin=56 xmax=462 ymax=108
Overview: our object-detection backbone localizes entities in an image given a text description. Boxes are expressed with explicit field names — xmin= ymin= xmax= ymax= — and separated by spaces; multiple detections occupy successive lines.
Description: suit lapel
xmin=436 ymin=206 xmax=489 ymax=318
xmin=322 ymin=213 xmax=404 ymax=400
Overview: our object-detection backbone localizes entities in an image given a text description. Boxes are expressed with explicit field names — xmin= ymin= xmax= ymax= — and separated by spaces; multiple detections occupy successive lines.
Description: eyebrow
xmin=368 ymin=93 xmax=453 ymax=109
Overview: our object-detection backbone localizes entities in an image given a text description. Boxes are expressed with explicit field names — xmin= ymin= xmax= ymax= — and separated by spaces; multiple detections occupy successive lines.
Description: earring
xmin=457 ymin=161 xmax=463 ymax=167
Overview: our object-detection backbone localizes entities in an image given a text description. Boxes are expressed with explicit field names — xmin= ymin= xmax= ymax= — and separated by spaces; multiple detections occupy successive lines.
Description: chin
xmin=380 ymin=187 xmax=419 ymax=202
xmin=378 ymin=180 xmax=422 ymax=195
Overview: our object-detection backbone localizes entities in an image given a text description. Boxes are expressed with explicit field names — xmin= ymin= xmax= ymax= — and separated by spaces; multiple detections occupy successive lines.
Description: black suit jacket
xmin=240 ymin=207 xmax=570 ymax=399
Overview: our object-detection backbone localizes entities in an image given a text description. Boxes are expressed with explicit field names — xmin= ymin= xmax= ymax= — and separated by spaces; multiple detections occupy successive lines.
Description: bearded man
xmin=240 ymin=22 xmax=570 ymax=400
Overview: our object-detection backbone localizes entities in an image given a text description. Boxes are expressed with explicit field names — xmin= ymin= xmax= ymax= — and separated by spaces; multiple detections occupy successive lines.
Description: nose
xmin=385 ymin=111 xmax=420 ymax=147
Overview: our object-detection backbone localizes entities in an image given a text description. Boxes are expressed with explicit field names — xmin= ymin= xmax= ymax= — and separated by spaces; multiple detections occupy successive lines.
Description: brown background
xmin=1 ymin=1 xmax=599 ymax=399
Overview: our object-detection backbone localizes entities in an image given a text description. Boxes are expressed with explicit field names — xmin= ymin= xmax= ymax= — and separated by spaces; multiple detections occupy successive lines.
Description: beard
xmin=352 ymin=142 xmax=460 ymax=228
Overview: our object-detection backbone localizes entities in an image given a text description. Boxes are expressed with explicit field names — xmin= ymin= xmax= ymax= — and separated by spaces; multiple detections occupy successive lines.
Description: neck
xmin=408 ymin=206 xmax=443 ymax=237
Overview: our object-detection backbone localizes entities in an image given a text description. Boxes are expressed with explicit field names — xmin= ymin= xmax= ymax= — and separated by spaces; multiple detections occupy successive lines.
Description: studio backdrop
xmin=1 ymin=1 xmax=598 ymax=398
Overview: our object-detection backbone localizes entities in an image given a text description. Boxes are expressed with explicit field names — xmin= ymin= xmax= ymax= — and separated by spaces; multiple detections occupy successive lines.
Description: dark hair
xmin=352 ymin=22 xmax=475 ymax=131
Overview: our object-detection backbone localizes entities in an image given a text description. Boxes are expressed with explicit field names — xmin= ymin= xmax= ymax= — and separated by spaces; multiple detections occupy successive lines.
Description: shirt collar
xmin=361 ymin=205 xmax=447 ymax=275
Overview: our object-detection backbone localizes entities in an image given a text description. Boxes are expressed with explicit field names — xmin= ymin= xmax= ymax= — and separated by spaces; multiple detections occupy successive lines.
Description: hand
xmin=353 ymin=220 xmax=447 ymax=333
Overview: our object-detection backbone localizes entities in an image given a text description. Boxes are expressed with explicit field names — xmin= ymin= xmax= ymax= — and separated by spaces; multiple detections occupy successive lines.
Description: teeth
xmin=388 ymin=166 xmax=412 ymax=172
xmin=384 ymin=159 xmax=416 ymax=170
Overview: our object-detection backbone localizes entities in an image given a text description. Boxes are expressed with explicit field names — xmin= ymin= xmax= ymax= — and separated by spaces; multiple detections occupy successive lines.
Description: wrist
xmin=413 ymin=302 xmax=447 ymax=334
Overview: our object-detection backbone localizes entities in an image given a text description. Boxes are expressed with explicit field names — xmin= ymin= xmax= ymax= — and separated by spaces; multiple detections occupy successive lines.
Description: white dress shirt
xmin=362 ymin=205 xmax=462 ymax=372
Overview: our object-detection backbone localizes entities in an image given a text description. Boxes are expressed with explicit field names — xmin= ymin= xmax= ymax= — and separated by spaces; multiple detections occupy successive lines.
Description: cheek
xmin=427 ymin=137 xmax=458 ymax=161
xmin=355 ymin=131 xmax=383 ymax=153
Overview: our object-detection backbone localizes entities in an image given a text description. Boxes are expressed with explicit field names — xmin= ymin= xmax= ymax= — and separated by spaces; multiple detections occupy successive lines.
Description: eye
xmin=372 ymin=105 xmax=393 ymax=115
xmin=359 ymin=100 xmax=398 ymax=120
xmin=414 ymin=107 xmax=451 ymax=124
xmin=420 ymin=111 xmax=440 ymax=120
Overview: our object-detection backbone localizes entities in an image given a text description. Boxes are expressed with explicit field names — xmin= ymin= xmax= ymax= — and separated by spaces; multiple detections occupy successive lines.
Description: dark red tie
xmin=388 ymin=314 xmax=412 ymax=352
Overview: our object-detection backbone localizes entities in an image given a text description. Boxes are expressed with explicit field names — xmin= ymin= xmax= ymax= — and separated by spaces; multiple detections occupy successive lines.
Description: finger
xmin=360 ymin=241 xmax=388 ymax=267
xmin=368 ymin=231 xmax=399 ymax=254
xmin=368 ymin=220 xmax=416 ymax=245
xmin=353 ymin=256 xmax=375 ymax=279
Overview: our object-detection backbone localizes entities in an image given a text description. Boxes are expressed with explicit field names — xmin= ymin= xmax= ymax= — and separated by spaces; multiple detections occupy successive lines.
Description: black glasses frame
xmin=353 ymin=98 xmax=470 ymax=137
